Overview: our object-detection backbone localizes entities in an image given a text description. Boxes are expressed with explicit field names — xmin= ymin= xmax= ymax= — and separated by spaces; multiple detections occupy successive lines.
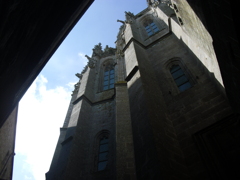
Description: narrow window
xmin=103 ymin=69 xmax=115 ymax=91
xmin=97 ymin=137 xmax=109 ymax=171
xmin=170 ymin=65 xmax=192 ymax=92
xmin=173 ymin=4 xmax=179 ymax=12
xmin=178 ymin=17 xmax=183 ymax=25
xmin=145 ymin=22 xmax=159 ymax=36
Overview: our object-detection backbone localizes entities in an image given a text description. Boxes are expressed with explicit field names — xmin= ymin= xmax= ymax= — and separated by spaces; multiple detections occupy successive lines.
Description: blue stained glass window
xmin=103 ymin=86 xmax=108 ymax=90
xmin=99 ymin=144 xmax=108 ymax=152
xmin=110 ymin=79 xmax=114 ymax=84
xmin=98 ymin=161 xmax=107 ymax=171
xmin=170 ymin=65 xmax=192 ymax=92
xmin=170 ymin=65 xmax=181 ymax=72
xmin=97 ymin=137 xmax=109 ymax=171
xmin=178 ymin=82 xmax=192 ymax=92
xmin=100 ymin=138 xmax=108 ymax=144
xmin=175 ymin=75 xmax=188 ymax=86
xmin=99 ymin=152 xmax=108 ymax=161
xmin=110 ymin=74 xmax=114 ymax=79
xmin=145 ymin=22 xmax=159 ymax=36
xmin=171 ymin=69 xmax=185 ymax=79
xmin=103 ymin=81 xmax=108 ymax=86
xmin=103 ymin=69 xmax=115 ymax=91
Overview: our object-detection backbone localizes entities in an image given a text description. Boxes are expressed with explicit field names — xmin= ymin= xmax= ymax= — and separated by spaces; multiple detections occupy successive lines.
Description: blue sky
xmin=13 ymin=1 xmax=147 ymax=180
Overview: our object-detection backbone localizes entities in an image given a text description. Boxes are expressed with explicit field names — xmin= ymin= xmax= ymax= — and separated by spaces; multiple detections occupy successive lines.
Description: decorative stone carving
xmin=125 ymin=11 xmax=135 ymax=24
xmin=116 ymin=49 xmax=124 ymax=60
xmin=118 ymin=36 xmax=125 ymax=48
xmin=161 ymin=0 xmax=171 ymax=5
xmin=116 ymin=25 xmax=126 ymax=48
xmin=87 ymin=43 xmax=117 ymax=64
xmin=117 ymin=25 xmax=125 ymax=38
xmin=85 ymin=55 xmax=97 ymax=69
xmin=75 ymin=73 xmax=83 ymax=79
xmin=115 ymin=24 xmax=125 ymax=59
xmin=117 ymin=19 xmax=125 ymax=24
xmin=75 ymin=64 xmax=89 ymax=81
xmin=103 ymin=45 xmax=116 ymax=57
xmin=74 ymin=82 xmax=80 ymax=89
xmin=91 ymin=43 xmax=116 ymax=59
xmin=92 ymin=43 xmax=103 ymax=57
xmin=72 ymin=82 xmax=80 ymax=95
xmin=147 ymin=0 xmax=153 ymax=6
xmin=147 ymin=0 xmax=160 ymax=8
xmin=82 ymin=65 xmax=88 ymax=74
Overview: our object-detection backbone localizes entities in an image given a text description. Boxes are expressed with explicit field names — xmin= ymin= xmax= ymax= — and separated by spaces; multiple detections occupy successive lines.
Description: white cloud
xmin=24 ymin=175 xmax=33 ymax=180
xmin=14 ymin=74 xmax=72 ymax=180
xmin=66 ymin=81 xmax=77 ymax=89
xmin=78 ymin=52 xmax=88 ymax=65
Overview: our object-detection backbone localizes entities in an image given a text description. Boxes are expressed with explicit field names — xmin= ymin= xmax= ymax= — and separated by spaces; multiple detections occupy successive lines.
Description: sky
xmin=13 ymin=1 xmax=148 ymax=180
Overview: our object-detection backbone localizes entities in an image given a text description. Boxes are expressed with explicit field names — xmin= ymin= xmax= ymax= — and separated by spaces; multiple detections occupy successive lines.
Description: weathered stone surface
xmin=0 ymin=106 xmax=17 ymax=180
xmin=47 ymin=1 xmax=239 ymax=180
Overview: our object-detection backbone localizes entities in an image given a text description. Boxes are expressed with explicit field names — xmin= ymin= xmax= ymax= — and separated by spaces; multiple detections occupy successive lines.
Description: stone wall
xmin=47 ymin=1 xmax=240 ymax=179
xmin=122 ymin=2 xmax=233 ymax=179
xmin=171 ymin=0 xmax=240 ymax=113
xmin=47 ymin=53 xmax=117 ymax=180
xmin=0 ymin=106 xmax=17 ymax=180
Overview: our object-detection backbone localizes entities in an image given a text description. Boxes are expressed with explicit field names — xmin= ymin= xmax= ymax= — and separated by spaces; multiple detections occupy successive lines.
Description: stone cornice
xmin=115 ymin=81 xmax=128 ymax=86
xmin=121 ymin=18 xmax=173 ymax=53
xmin=135 ymin=7 xmax=150 ymax=18
xmin=72 ymin=94 xmax=115 ymax=106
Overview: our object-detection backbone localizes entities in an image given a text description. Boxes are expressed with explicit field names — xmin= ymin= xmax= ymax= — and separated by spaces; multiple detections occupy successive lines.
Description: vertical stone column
xmin=115 ymin=81 xmax=136 ymax=180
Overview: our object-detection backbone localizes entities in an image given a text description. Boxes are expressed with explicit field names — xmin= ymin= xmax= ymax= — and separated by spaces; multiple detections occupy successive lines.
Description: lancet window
xmin=103 ymin=67 xmax=115 ymax=91
xmin=97 ymin=136 xmax=109 ymax=171
xmin=170 ymin=65 xmax=192 ymax=92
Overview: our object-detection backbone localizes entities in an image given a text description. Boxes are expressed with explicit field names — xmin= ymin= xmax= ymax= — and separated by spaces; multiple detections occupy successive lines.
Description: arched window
xmin=103 ymin=66 xmax=115 ymax=91
xmin=170 ymin=65 xmax=192 ymax=92
xmin=144 ymin=21 xmax=159 ymax=36
xmin=97 ymin=136 xmax=109 ymax=171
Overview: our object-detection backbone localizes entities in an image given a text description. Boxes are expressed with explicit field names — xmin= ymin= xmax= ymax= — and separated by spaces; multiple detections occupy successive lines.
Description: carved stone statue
xmin=147 ymin=0 xmax=160 ymax=7
xmin=125 ymin=11 xmax=135 ymax=24
xmin=85 ymin=55 xmax=96 ymax=69
xmin=117 ymin=19 xmax=125 ymax=24
xmin=116 ymin=25 xmax=125 ymax=46
xmin=81 ymin=65 xmax=88 ymax=74
xmin=92 ymin=43 xmax=103 ymax=57
xmin=147 ymin=0 xmax=154 ymax=5
xmin=72 ymin=82 xmax=80 ymax=95
xmin=74 ymin=82 xmax=80 ymax=89
xmin=161 ymin=0 xmax=170 ymax=4
xmin=103 ymin=45 xmax=116 ymax=57
xmin=116 ymin=49 xmax=124 ymax=60
xmin=75 ymin=73 xmax=83 ymax=79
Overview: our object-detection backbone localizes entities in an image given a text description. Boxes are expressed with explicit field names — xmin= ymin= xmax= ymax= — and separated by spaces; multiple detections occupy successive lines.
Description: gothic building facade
xmin=46 ymin=1 xmax=239 ymax=180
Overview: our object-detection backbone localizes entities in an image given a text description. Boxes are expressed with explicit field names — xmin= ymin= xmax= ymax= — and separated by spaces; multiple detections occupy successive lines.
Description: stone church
xmin=46 ymin=1 xmax=239 ymax=180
